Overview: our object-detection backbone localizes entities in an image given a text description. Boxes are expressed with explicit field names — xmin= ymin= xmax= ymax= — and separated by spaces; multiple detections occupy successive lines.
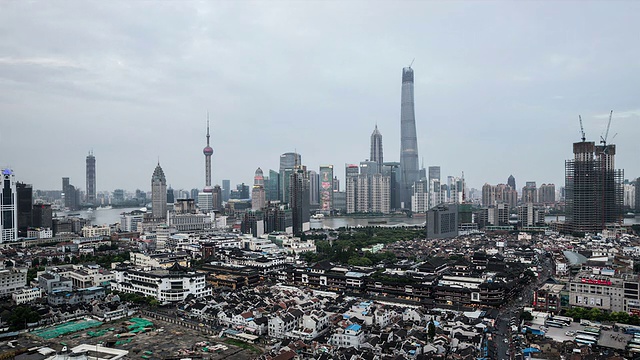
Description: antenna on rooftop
xmin=409 ymin=58 xmax=415 ymax=68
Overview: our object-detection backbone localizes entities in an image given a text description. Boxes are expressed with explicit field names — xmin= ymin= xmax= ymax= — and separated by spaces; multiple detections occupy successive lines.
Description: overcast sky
xmin=1 ymin=1 xmax=639 ymax=193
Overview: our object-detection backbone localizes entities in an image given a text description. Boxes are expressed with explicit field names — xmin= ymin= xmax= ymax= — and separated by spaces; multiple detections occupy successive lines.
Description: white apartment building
xmin=330 ymin=323 xmax=365 ymax=348
xmin=82 ymin=225 xmax=111 ymax=238
xmin=12 ymin=287 xmax=42 ymax=304
xmin=27 ymin=228 xmax=53 ymax=239
xmin=0 ymin=267 xmax=27 ymax=296
xmin=110 ymin=263 xmax=211 ymax=302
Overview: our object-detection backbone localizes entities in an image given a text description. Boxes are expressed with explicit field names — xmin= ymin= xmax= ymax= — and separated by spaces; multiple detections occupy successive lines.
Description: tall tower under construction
xmin=564 ymin=141 xmax=623 ymax=234
xmin=399 ymin=66 xmax=420 ymax=209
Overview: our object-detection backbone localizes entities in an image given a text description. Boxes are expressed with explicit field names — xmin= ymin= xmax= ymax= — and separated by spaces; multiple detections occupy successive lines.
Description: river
xmin=58 ymin=208 xmax=640 ymax=228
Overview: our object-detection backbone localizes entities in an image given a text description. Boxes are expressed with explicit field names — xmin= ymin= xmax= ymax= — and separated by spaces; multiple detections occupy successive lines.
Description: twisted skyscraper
xmin=399 ymin=66 xmax=420 ymax=209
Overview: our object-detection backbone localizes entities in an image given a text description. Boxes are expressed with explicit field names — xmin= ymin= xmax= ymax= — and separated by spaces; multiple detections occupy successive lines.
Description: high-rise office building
xmin=1 ymin=169 xmax=17 ymax=242
xmin=522 ymin=182 xmax=537 ymax=204
xmin=370 ymin=173 xmax=391 ymax=213
xmin=289 ymin=165 xmax=310 ymax=234
xmin=166 ymin=186 xmax=175 ymax=204
xmin=62 ymin=177 xmax=80 ymax=211
xmin=370 ymin=125 xmax=383 ymax=172
xmin=319 ymin=165 xmax=334 ymax=212
xmin=252 ymin=168 xmax=266 ymax=210
xmin=212 ymin=185 xmax=222 ymax=211
xmin=86 ymin=151 xmax=96 ymax=204
xmin=565 ymin=141 xmax=624 ymax=233
xmin=280 ymin=152 xmax=301 ymax=172
xmin=151 ymin=162 xmax=167 ymax=220
xmin=203 ymin=117 xmax=214 ymax=193
xmin=399 ymin=66 xmax=420 ymax=209
xmin=428 ymin=166 xmax=441 ymax=183
xmin=308 ymin=170 xmax=319 ymax=205
xmin=222 ymin=180 xmax=230 ymax=202
xmin=16 ymin=182 xmax=32 ymax=237
xmin=280 ymin=152 xmax=301 ymax=203
xmin=32 ymin=203 xmax=52 ymax=229
xmin=266 ymin=170 xmax=280 ymax=202
xmin=190 ymin=188 xmax=199 ymax=203
xmin=507 ymin=175 xmax=516 ymax=191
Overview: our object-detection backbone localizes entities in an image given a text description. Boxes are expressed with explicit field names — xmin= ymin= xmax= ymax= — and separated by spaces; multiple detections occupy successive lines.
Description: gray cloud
xmin=1 ymin=0 xmax=639 ymax=194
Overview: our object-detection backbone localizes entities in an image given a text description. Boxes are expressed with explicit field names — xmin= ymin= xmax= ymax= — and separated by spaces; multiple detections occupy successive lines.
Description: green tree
xmin=521 ymin=311 xmax=533 ymax=321
xmin=31 ymin=258 xmax=40 ymax=267
xmin=427 ymin=321 xmax=436 ymax=340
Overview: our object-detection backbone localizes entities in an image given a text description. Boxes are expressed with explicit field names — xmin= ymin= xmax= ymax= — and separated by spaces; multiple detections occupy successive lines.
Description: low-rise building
xmin=0 ymin=267 xmax=27 ymax=296
xmin=12 ymin=287 xmax=42 ymax=304
xmin=568 ymin=270 xmax=640 ymax=313
xmin=110 ymin=263 xmax=211 ymax=303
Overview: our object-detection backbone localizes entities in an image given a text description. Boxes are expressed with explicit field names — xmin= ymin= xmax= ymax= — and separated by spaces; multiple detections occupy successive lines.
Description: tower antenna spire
xmin=206 ymin=111 xmax=210 ymax=146
xmin=409 ymin=58 xmax=415 ymax=68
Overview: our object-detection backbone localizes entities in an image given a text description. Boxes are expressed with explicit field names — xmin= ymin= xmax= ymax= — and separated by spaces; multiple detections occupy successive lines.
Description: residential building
xmin=0 ymin=267 xmax=27 ymax=296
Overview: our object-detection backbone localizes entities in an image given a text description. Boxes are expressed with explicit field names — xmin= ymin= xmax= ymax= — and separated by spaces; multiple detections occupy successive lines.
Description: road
xmin=492 ymin=255 xmax=553 ymax=359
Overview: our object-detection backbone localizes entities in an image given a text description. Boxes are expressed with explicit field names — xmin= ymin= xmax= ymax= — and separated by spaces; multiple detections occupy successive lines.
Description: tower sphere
xmin=203 ymin=146 xmax=214 ymax=156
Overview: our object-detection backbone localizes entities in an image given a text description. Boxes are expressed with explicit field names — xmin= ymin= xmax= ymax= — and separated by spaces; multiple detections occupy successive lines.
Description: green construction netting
xmin=32 ymin=320 xmax=104 ymax=340
xmin=127 ymin=318 xmax=153 ymax=333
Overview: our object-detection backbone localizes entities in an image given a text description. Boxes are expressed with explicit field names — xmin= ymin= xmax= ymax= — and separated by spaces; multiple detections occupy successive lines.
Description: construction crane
xmin=600 ymin=110 xmax=613 ymax=146
xmin=578 ymin=115 xmax=586 ymax=142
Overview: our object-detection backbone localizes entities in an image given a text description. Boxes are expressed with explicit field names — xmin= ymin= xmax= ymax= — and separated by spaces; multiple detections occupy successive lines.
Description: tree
xmin=31 ymin=258 xmax=40 ymax=267
xmin=40 ymin=257 xmax=48 ymax=266
xmin=520 ymin=311 xmax=533 ymax=321
xmin=427 ymin=321 xmax=436 ymax=340
xmin=51 ymin=257 xmax=60 ymax=265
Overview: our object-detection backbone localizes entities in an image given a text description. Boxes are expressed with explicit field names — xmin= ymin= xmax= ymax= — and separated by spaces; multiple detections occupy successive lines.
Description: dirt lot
xmin=14 ymin=316 xmax=260 ymax=360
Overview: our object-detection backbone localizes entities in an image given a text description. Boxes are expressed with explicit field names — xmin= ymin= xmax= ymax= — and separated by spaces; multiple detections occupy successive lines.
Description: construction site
xmin=2 ymin=315 xmax=260 ymax=360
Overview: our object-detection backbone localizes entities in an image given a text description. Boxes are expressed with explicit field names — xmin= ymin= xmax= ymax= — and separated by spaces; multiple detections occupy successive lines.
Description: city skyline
xmin=1 ymin=1 xmax=640 ymax=192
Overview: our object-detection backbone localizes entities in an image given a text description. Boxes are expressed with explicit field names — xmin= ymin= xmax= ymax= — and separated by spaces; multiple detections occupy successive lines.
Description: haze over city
xmin=1 ymin=1 xmax=639 ymax=192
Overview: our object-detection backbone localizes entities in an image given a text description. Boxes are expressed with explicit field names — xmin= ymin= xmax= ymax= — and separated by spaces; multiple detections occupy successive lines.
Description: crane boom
xmin=603 ymin=110 xmax=613 ymax=144
xmin=579 ymin=115 xmax=585 ymax=142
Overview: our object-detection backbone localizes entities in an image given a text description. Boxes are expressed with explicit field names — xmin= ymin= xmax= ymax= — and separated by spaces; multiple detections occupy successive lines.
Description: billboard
xmin=319 ymin=165 xmax=334 ymax=212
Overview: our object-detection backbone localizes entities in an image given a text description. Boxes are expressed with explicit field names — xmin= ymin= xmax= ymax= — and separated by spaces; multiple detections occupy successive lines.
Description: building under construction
xmin=564 ymin=141 xmax=624 ymax=234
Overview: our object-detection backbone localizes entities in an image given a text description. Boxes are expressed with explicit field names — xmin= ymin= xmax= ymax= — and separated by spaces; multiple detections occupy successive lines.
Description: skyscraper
xmin=86 ymin=151 xmax=96 ymax=204
xmin=290 ymin=165 xmax=310 ymax=234
xmin=319 ymin=165 xmax=334 ymax=213
xmin=428 ymin=166 xmax=441 ymax=183
xmin=252 ymin=167 xmax=266 ymax=210
xmin=370 ymin=125 xmax=383 ymax=172
xmin=16 ymin=182 xmax=32 ymax=237
xmin=399 ymin=66 xmax=420 ymax=209
xmin=507 ymin=175 xmax=516 ymax=190
xmin=222 ymin=180 xmax=230 ymax=202
xmin=151 ymin=162 xmax=167 ymax=220
xmin=1 ymin=169 xmax=17 ymax=243
xmin=280 ymin=152 xmax=301 ymax=203
xmin=203 ymin=117 xmax=214 ymax=193
xmin=308 ymin=170 xmax=319 ymax=205
xmin=565 ymin=141 xmax=623 ymax=233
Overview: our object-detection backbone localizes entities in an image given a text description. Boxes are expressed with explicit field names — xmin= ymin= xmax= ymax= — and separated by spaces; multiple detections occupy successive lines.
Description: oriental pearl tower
xmin=203 ymin=115 xmax=214 ymax=193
